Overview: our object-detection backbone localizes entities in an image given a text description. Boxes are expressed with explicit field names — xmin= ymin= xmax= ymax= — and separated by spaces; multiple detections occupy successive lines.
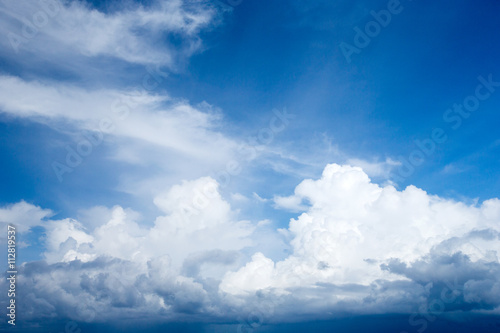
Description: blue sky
xmin=1 ymin=0 xmax=500 ymax=331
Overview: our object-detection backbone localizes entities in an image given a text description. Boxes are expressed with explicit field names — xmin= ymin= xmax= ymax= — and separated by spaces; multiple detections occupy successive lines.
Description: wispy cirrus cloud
xmin=0 ymin=0 xmax=217 ymax=68
xmin=0 ymin=73 xmax=242 ymax=198
xmin=0 ymin=75 xmax=234 ymax=160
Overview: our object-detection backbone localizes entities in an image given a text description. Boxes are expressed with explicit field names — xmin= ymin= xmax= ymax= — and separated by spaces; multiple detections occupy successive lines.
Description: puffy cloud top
xmin=223 ymin=164 xmax=500 ymax=295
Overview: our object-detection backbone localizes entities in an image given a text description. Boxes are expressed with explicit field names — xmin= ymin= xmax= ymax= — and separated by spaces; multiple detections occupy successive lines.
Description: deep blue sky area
xmin=164 ymin=0 xmax=500 ymax=201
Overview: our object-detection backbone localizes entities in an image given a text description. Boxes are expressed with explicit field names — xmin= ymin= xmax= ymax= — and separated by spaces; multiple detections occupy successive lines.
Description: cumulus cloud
xmin=221 ymin=164 xmax=500 ymax=312
xmin=0 ymin=176 xmax=257 ymax=322
xmin=1 ymin=164 xmax=500 ymax=324
xmin=0 ymin=200 xmax=52 ymax=234
xmin=40 ymin=177 xmax=255 ymax=266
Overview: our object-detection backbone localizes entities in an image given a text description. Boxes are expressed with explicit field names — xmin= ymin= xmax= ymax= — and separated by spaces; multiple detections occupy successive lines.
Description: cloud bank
xmin=2 ymin=164 xmax=499 ymax=324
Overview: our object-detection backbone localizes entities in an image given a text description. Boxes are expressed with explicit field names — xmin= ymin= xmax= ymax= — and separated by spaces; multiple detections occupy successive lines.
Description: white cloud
xmin=0 ymin=200 xmax=52 ymax=233
xmin=442 ymin=162 xmax=468 ymax=175
xmin=0 ymin=0 xmax=216 ymax=67
xmin=2 ymin=165 xmax=500 ymax=323
xmin=230 ymin=192 xmax=248 ymax=202
xmin=42 ymin=177 xmax=255 ymax=267
xmin=221 ymin=164 xmax=500 ymax=300
xmin=346 ymin=157 xmax=401 ymax=178
xmin=0 ymin=176 xmax=259 ymax=322
xmin=0 ymin=74 xmax=239 ymax=195
xmin=273 ymin=193 xmax=308 ymax=212
xmin=0 ymin=75 xmax=235 ymax=161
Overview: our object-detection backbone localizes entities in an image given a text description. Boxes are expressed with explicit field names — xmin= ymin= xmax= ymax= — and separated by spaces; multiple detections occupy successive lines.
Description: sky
xmin=0 ymin=0 xmax=500 ymax=332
